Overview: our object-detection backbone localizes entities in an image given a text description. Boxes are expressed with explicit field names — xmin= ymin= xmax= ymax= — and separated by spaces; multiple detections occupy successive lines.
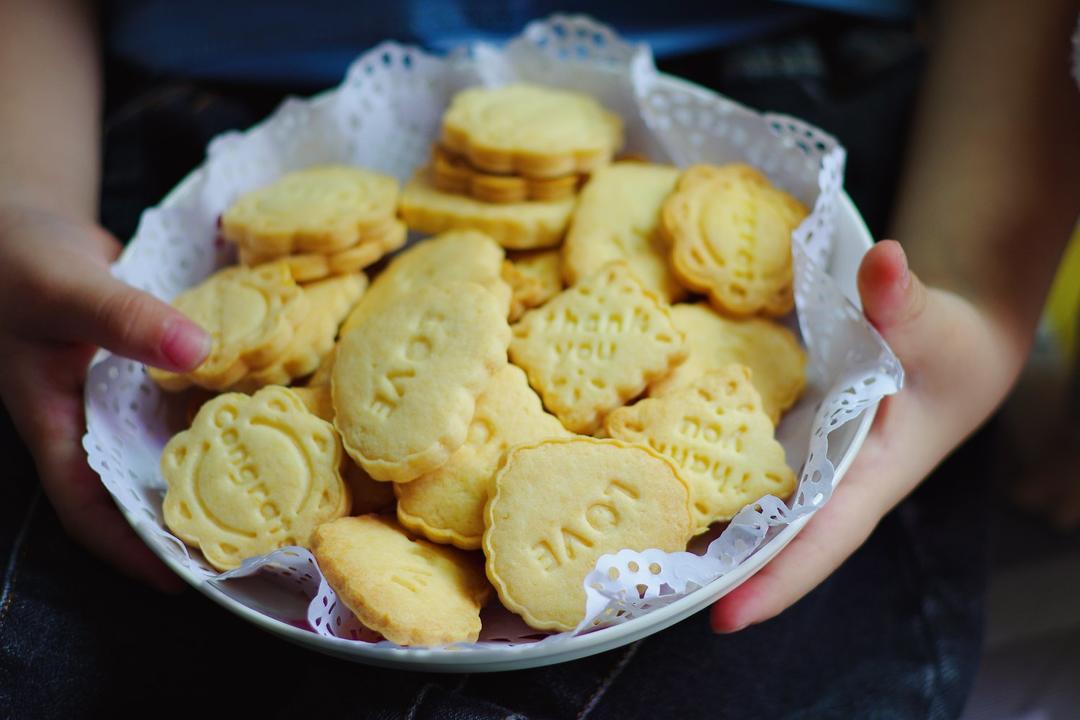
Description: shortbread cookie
xmin=650 ymin=303 xmax=806 ymax=423
xmin=432 ymin=145 xmax=582 ymax=203
xmin=148 ymin=262 xmax=306 ymax=392
xmin=341 ymin=229 xmax=511 ymax=335
xmin=399 ymin=169 xmax=576 ymax=250
xmin=483 ymin=437 xmax=692 ymax=631
xmin=284 ymin=386 xmax=395 ymax=514
xmin=503 ymin=249 xmax=563 ymax=322
xmin=442 ymin=84 xmax=623 ymax=178
xmin=239 ymin=220 xmax=406 ymax=283
xmin=312 ymin=515 xmax=491 ymax=645
xmin=161 ymin=386 xmax=351 ymax=571
xmin=509 ymin=262 xmax=686 ymax=434
xmin=563 ymin=162 xmax=683 ymax=301
xmin=606 ymin=367 xmax=796 ymax=533
xmin=662 ymin=163 xmax=807 ymax=317
xmin=236 ymin=273 xmax=366 ymax=391
xmin=395 ymin=364 xmax=570 ymax=550
xmin=332 ymin=282 xmax=511 ymax=483
xmin=222 ymin=165 xmax=399 ymax=255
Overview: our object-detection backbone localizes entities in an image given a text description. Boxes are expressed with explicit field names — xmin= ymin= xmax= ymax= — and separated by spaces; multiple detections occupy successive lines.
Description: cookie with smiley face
xmin=161 ymin=386 xmax=350 ymax=571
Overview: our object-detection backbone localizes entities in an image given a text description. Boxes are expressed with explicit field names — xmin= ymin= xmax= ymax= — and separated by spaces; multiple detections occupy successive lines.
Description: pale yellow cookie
xmin=483 ymin=437 xmax=692 ymax=631
xmin=399 ymin=169 xmax=576 ymax=250
xmin=240 ymin=220 xmax=407 ymax=283
xmin=650 ymin=303 xmax=806 ymax=423
xmin=432 ymin=145 xmax=583 ymax=203
xmin=509 ymin=262 xmax=686 ymax=434
xmin=283 ymin=386 xmax=396 ymax=515
xmin=503 ymin=249 xmax=563 ymax=322
xmin=662 ymin=163 xmax=808 ymax=317
xmin=606 ymin=366 xmax=796 ymax=533
xmin=395 ymin=364 xmax=570 ymax=550
xmin=148 ymin=263 xmax=306 ymax=392
xmin=222 ymin=165 xmax=399 ymax=255
xmin=235 ymin=273 xmax=367 ymax=392
xmin=332 ymin=282 xmax=511 ymax=483
xmin=563 ymin=162 xmax=684 ymax=302
xmin=441 ymin=84 xmax=623 ymax=178
xmin=341 ymin=229 xmax=511 ymax=335
xmin=312 ymin=515 xmax=491 ymax=645
xmin=161 ymin=386 xmax=350 ymax=571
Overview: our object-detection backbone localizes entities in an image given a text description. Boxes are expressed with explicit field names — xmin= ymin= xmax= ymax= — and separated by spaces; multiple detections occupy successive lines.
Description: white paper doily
xmin=83 ymin=15 xmax=902 ymax=651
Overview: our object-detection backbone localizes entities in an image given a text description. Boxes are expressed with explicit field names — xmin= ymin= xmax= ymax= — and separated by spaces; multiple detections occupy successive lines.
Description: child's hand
xmin=0 ymin=203 xmax=210 ymax=592
xmin=711 ymin=240 xmax=1023 ymax=631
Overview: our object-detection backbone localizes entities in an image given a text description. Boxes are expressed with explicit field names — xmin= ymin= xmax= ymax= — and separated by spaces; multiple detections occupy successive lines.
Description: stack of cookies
xmin=147 ymin=263 xmax=365 ymax=392
xmin=400 ymin=83 xmax=623 ymax=250
xmin=148 ymin=81 xmax=817 ymax=646
xmin=224 ymin=165 xmax=407 ymax=282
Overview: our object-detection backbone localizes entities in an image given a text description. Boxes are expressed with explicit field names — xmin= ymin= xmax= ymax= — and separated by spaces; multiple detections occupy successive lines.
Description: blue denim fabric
xmin=0 ymin=24 xmax=987 ymax=719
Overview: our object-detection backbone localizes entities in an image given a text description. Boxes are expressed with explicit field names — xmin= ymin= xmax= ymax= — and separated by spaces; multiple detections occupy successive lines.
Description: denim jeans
xmin=0 ymin=24 xmax=988 ymax=719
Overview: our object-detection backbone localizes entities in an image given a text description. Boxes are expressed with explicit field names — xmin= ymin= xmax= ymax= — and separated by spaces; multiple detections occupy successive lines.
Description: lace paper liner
xmin=82 ymin=15 xmax=902 ymax=650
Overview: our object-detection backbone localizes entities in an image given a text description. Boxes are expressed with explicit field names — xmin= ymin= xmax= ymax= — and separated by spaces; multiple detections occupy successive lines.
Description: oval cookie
xmin=606 ymin=366 xmax=796 ymax=533
xmin=332 ymin=282 xmax=511 ymax=483
xmin=312 ymin=515 xmax=491 ymax=645
xmin=484 ymin=437 xmax=692 ymax=631
xmin=662 ymin=164 xmax=808 ymax=317
xmin=342 ymin=229 xmax=511 ymax=336
xmin=161 ymin=386 xmax=350 ymax=571
xmin=563 ymin=162 xmax=683 ymax=302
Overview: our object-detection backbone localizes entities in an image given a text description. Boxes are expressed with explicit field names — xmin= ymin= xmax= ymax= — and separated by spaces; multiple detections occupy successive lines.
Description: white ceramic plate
xmin=114 ymin=75 xmax=877 ymax=673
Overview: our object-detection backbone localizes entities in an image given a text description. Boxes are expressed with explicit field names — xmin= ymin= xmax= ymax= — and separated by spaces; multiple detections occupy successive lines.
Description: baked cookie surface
xmin=222 ymin=165 xmax=400 ymax=255
xmin=161 ymin=386 xmax=350 ymax=570
xmin=650 ymin=303 xmax=806 ymax=423
xmin=441 ymin=84 xmax=623 ymax=178
xmin=395 ymin=364 xmax=570 ymax=549
xmin=313 ymin=515 xmax=491 ymax=645
xmin=483 ymin=437 xmax=692 ymax=631
xmin=607 ymin=366 xmax=796 ymax=533
xmin=509 ymin=262 xmax=686 ymax=434
xmin=399 ymin=169 xmax=576 ymax=250
xmin=563 ymin=162 xmax=683 ymax=301
xmin=662 ymin=164 xmax=807 ymax=317
xmin=332 ymin=282 xmax=510 ymax=483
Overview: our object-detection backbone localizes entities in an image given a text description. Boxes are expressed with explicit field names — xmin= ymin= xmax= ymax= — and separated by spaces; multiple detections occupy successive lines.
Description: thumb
xmin=856 ymin=240 xmax=929 ymax=358
xmin=57 ymin=268 xmax=210 ymax=372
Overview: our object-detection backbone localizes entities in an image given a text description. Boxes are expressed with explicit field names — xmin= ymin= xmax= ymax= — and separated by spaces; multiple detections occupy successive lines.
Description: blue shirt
xmin=105 ymin=1 xmax=913 ymax=86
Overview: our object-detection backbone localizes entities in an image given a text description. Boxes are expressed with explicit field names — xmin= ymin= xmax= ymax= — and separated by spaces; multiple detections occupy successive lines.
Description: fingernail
xmin=162 ymin=319 xmax=211 ymax=370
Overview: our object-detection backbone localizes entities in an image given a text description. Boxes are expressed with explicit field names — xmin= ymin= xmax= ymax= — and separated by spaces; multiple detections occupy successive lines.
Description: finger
xmin=52 ymin=268 xmax=210 ymax=372
xmin=857 ymin=240 xmax=928 ymax=338
xmin=710 ymin=454 xmax=886 ymax=633
xmin=1 ymin=344 xmax=184 ymax=593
